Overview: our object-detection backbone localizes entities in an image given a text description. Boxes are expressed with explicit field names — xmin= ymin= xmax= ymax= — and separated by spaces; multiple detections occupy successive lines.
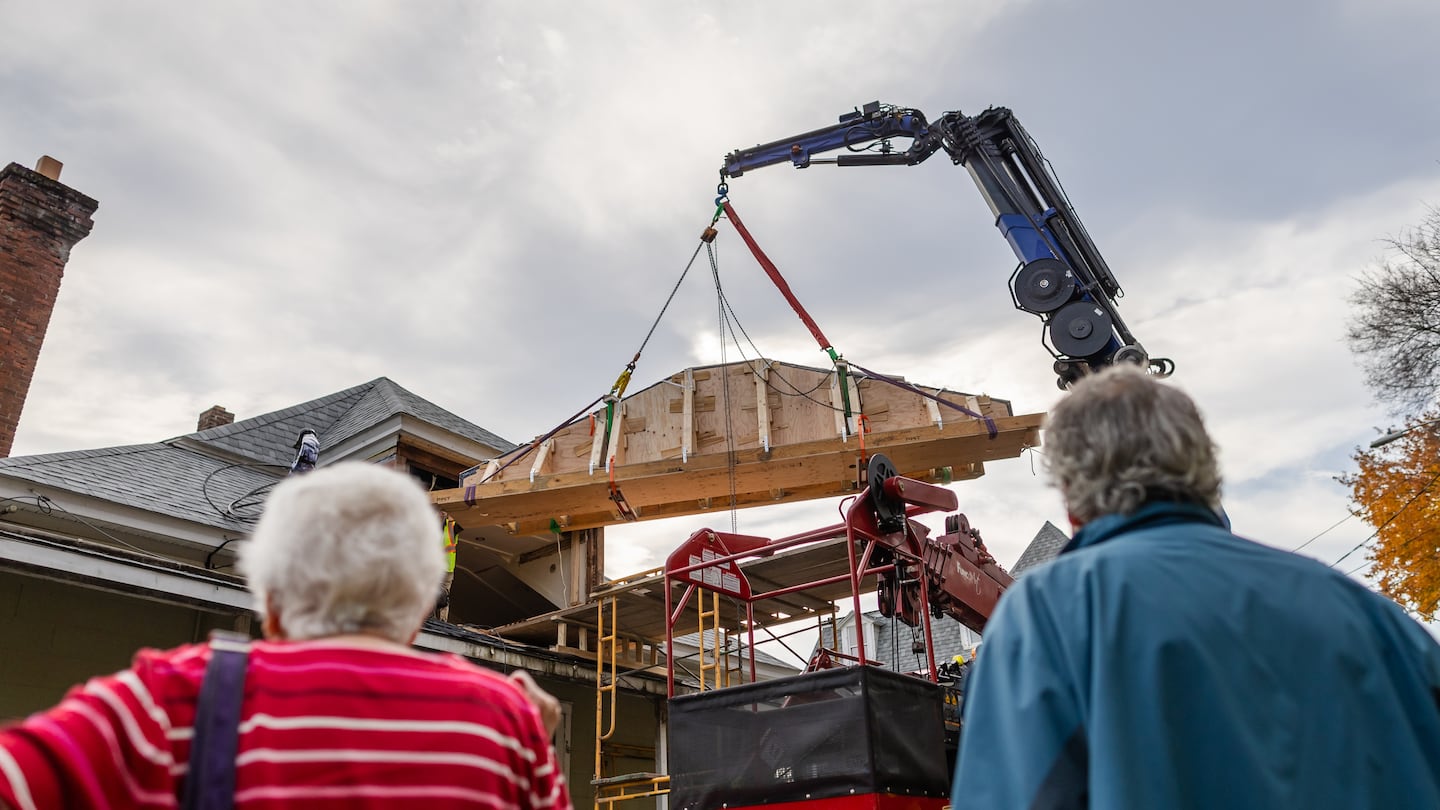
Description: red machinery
xmin=662 ymin=453 xmax=1014 ymax=810
xmin=664 ymin=453 xmax=1012 ymax=694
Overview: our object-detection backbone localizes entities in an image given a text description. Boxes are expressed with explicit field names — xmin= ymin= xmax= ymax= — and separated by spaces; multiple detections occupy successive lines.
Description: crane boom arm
xmin=722 ymin=102 xmax=1173 ymax=387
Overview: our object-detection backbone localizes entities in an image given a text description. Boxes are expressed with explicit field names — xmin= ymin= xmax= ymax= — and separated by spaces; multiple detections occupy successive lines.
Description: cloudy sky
xmin=3 ymin=1 xmax=1438 ymax=593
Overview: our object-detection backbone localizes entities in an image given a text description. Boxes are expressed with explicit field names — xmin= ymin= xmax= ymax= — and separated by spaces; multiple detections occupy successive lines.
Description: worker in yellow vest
xmin=437 ymin=516 xmax=458 ymax=621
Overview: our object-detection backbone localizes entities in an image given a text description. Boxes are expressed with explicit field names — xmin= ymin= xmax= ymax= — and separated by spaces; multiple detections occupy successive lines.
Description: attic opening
xmin=394 ymin=440 xmax=465 ymax=491
xmin=408 ymin=466 xmax=459 ymax=492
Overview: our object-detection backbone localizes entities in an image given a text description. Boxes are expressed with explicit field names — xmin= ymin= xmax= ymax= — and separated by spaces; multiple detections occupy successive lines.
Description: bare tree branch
xmin=1347 ymin=206 xmax=1440 ymax=414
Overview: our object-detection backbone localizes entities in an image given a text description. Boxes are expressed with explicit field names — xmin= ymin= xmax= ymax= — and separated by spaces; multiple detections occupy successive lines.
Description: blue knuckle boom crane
xmin=721 ymin=101 xmax=1173 ymax=389
xmin=653 ymin=105 xmax=1177 ymax=810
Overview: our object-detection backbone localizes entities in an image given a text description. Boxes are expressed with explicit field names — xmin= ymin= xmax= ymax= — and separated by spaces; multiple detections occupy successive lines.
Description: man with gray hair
xmin=952 ymin=365 xmax=1440 ymax=809
xmin=0 ymin=463 xmax=570 ymax=809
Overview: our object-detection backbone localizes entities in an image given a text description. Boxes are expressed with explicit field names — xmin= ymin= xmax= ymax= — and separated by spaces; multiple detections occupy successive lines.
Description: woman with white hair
xmin=0 ymin=463 xmax=570 ymax=809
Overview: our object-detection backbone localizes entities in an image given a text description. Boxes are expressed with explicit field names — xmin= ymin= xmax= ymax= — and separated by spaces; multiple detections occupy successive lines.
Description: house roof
xmin=0 ymin=378 xmax=514 ymax=534
xmin=0 ymin=442 xmax=280 ymax=532
xmin=192 ymin=377 xmax=516 ymax=467
xmin=812 ymin=610 xmax=981 ymax=670
xmin=671 ymin=630 xmax=794 ymax=670
xmin=1012 ymin=520 xmax=1070 ymax=576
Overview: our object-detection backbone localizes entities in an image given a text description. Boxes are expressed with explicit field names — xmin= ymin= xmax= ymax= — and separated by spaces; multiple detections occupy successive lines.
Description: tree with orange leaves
xmin=1341 ymin=411 xmax=1440 ymax=620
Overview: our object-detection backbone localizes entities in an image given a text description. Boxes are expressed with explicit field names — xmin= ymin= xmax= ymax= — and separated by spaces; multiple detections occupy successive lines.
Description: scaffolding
xmin=593 ymin=590 xmax=671 ymax=810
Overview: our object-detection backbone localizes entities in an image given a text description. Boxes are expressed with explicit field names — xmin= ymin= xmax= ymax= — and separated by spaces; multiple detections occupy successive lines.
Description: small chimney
xmin=197 ymin=405 xmax=235 ymax=431
xmin=0 ymin=159 xmax=98 ymax=457
xmin=34 ymin=156 xmax=62 ymax=181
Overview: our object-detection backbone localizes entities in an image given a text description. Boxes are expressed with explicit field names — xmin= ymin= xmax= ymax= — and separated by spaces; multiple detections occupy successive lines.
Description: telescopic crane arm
xmin=722 ymin=102 xmax=1173 ymax=388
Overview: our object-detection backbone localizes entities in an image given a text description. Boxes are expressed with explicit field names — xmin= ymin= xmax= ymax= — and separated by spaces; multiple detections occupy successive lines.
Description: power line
xmin=1330 ymin=467 xmax=1440 ymax=569
xmin=1344 ymin=559 xmax=1374 ymax=577
xmin=1342 ymin=526 xmax=1437 ymax=579
xmin=1292 ymin=513 xmax=1354 ymax=553
xmin=28 ymin=494 xmax=181 ymax=565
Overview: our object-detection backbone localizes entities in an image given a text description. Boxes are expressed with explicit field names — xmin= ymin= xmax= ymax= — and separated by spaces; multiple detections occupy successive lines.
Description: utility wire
xmin=1330 ymin=467 xmax=1440 ymax=568
xmin=1345 ymin=559 xmax=1375 ymax=577
xmin=1343 ymin=525 xmax=1438 ymax=580
xmin=200 ymin=461 xmax=288 ymax=522
xmin=22 ymin=493 xmax=182 ymax=565
xmin=1292 ymin=513 xmax=1355 ymax=553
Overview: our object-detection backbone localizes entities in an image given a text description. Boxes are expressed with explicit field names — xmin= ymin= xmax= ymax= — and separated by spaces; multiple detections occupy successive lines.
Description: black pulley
xmin=1054 ymin=359 xmax=1086 ymax=390
xmin=1113 ymin=344 xmax=1149 ymax=367
xmin=1013 ymin=258 xmax=1077 ymax=314
xmin=944 ymin=513 xmax=971 ymax=535
xmin=1049 ymin=301 xmax=1114 ymax=358
xmin=867 ymin=453 xmax=906 ymax=534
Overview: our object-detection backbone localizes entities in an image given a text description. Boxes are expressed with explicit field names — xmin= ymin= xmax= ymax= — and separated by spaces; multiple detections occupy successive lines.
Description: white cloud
xmin=4 ymin=0 xmax=1439 ymax=610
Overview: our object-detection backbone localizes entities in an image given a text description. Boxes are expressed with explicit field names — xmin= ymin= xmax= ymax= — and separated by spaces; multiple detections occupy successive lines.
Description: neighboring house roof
xmin=798 ymin=523 xmax=1071 ymax=670
xmin=0 ymin=443 xmax=279 ymax=533
xmin=0 ymin=377 xmax=514 ymax=537
xmin=813 ymin=610 xmax=980 ymax=671
xmin=671 ymin=630 xmax=794 ymax=671
xmin=1012 ymin=520 xmax=1070 ymax=577
xmin=190 ymin=378 xmax=516 ymax=468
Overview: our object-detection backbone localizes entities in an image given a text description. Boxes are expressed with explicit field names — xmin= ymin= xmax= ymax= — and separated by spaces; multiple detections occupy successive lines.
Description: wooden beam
xmin=529 ymin=438 xmax=553 ymax=482
xmin=682 ymin=368 xmax=695 ymax=462
xmin=925 ymin=397 xmax=943 ymax=429
xmin=396 ymin=440 xmax=471 ymax=479
xmin=830 ymin=368 xmax=849 ymax=438
xmin=588 ymin=408 xmax=607 ymax=475
xmin=434 ymin=413 xmax=1038 ymax=533
xmin=754 ymin=361 xmax=771 ymax=452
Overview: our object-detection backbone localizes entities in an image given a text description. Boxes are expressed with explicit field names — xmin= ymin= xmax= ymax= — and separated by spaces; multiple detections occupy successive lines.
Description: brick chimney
xmin=0 ymin=158 xmax=98 ymax=457
xmin=197 ymin=405 xmax=235 ymax=431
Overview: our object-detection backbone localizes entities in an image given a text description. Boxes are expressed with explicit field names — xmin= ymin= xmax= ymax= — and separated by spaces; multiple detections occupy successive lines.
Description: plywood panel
xmin=436 ymin=359 xmax=1042 ymax=535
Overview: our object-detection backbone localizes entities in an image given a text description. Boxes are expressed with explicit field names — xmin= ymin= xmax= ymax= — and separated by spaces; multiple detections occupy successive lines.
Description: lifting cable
xmin=607 ymin=240 xmax=709 ymax=401
xmin=464 ymin=237 xmax=714 ymax=500
xmin=708 ymin=241 xmax=740 ymax=533
xmin=848 ymin=361 xmax=997 ymax=439
xmin=719 ymin=197 xmax=995 ymax=440
xmin=599 ymin=239 xmax=711 ymax=477
xmin=465 ymin=187 xmax=997 ymax=523
xmin=721 ymin=199 xmax=856 ymax=435
xmin=463 ymin=393 xmax=604 ymax=503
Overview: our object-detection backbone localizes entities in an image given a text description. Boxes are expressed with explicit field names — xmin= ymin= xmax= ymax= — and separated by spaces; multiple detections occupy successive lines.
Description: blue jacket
xmin=952 ymin=501 xmax=1440 ymax=809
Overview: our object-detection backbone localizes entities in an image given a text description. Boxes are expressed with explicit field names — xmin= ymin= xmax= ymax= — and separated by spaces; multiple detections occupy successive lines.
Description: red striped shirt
xmin=0 ymin=639 xmax=571 ymax=809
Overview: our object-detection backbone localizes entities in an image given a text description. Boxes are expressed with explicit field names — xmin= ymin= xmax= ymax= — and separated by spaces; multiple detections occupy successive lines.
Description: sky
xmin=3 ymin=1 xmax=1439 ymax=600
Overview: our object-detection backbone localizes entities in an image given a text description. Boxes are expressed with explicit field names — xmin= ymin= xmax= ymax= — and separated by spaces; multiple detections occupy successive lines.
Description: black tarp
xmin=668 ymin=666 xmax=948 ymax=810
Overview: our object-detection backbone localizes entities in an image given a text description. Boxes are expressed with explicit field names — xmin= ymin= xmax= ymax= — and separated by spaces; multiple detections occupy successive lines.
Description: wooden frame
xmin=435 ymin=359 xmax=1042 ymax=535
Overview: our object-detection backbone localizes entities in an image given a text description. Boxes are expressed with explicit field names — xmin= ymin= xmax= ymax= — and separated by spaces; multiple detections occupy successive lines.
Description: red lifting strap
xmin=722 ymin=201 xmax=833 ymax=352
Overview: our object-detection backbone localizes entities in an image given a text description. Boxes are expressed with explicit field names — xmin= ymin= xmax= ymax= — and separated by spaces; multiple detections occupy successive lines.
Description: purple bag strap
xmin=181 ymin=630 xmax=251 ymax=810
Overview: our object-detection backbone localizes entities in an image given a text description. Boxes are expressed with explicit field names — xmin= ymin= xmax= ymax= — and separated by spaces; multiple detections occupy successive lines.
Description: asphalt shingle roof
xmin=189 ymin=384 xmax=372 ymax=467
xmin=815 ymin=611 xmax=974 ymax=665
xmin=0 ymin=443 xmax=278 ymax=531
xmin=672 ymin=630 xmax=793 ymax=670
xmin=322 ymin=378 xmax=515 ymax=454
xmin=0 ymin=378 xmax=513 ymax=533
xmin=1012 ymin=520 xmax=1070 ymax=576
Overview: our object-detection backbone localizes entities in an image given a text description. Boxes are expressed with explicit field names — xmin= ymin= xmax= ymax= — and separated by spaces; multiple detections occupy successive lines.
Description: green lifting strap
xmin=826 ymin=348 xmax=855 ymax=431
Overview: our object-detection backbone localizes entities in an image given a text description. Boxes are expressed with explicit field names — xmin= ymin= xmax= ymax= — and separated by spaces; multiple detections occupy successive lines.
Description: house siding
xmin=0 ymin=570 xmax=237 ymax=720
